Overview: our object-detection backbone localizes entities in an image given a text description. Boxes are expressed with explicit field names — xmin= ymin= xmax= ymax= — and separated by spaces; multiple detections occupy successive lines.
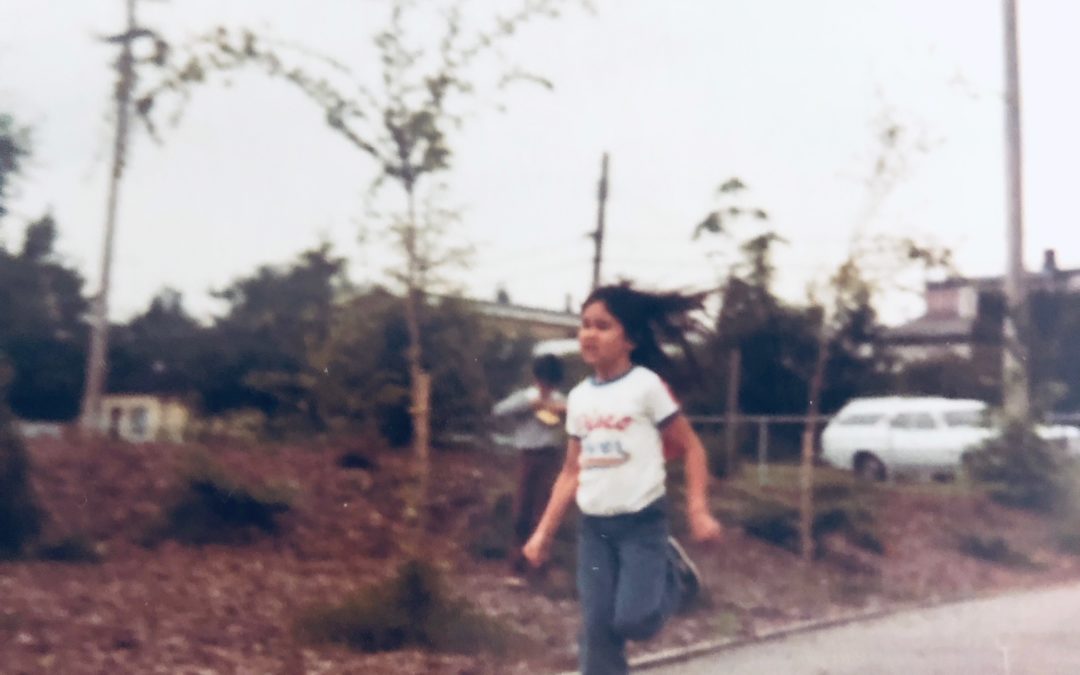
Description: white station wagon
xmin=820 ymin=396 xmax=1080 ymax=480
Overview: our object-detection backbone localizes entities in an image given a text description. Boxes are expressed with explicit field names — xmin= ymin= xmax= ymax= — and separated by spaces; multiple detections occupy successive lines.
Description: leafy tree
xmin=109 ymin=287 xmax=206 ymax=397
xmin=203 ymin=244 xmax=348 ymax=429
xmin=0 ymin=215 xmax=89 ymax=419
xmin=0 ymin=113 xmax=31 ymax=222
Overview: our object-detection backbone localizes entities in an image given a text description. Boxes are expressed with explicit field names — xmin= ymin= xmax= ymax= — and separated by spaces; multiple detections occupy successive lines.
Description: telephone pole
xmin=1001 ymin=0 xmax=1029 ymax=422
xmin=80 ymin=0 xmax=139 ymax=434
xmin=590 ymin=152 xmax=609 ymax=291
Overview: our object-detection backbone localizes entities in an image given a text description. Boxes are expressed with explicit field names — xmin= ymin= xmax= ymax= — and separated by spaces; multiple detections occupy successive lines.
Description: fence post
xmin=724 ymin=348 xmax=742 ymax=475
xmin=757 ymin=418 xmax=769 ymax=486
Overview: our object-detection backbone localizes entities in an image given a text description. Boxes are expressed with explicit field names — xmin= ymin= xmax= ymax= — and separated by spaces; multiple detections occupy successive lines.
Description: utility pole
xmin=590 ymin=152 xmax=608 ymax=291
xmin=80 ymin=0 xmax=139 ymax=434
xmin=1001 ymin=0 xmax=1030 ymax=422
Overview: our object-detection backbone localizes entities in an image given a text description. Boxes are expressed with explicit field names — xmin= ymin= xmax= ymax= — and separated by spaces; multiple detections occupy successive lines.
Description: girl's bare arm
xmin=662 ymin=414 xmax=724 ymax=543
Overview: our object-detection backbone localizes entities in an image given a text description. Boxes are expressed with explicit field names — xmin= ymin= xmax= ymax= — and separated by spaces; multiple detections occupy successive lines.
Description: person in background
xmin=523 ymin=283 xmax=723 ymax=675
xmin=492 ymin=353 xmax=567 ymax=575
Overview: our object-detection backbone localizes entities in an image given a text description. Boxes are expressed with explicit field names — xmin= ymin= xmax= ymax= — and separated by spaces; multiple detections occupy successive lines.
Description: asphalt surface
xmin=642 ymin=582 xmax=1080 ymax=675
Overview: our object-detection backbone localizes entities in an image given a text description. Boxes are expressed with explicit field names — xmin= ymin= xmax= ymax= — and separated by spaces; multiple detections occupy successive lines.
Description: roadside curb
xmin=629 ymin=604 xmax=905 ymax=671
xmin=550 ymin=579 xmax=1080 ymax=673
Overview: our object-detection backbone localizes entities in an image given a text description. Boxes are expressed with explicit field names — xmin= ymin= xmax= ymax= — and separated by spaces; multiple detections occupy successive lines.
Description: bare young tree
xmin=138 ymin=0 xmax=585 ymax=528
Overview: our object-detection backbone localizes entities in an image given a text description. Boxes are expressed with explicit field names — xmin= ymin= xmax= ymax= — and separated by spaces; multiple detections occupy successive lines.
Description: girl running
xmin=523 ymin=283 xmax=723 ymax=675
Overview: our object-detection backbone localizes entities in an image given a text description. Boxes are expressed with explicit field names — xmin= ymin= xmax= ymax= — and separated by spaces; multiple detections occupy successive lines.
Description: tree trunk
xmin=401 ymin=184 xmax=431 ymax=538
xmin=800 ymin=319 xmax=828 ymax=564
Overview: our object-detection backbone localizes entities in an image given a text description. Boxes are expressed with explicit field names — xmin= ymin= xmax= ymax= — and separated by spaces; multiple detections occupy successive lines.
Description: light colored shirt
xmin=492 ymin=385 xmax=566 ymax=451
xmin=566 ymin=366 xmax=679 ymax=516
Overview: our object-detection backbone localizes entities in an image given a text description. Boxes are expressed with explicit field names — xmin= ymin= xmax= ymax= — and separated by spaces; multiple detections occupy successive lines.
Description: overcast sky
xmin=2 ymin=0 xmax=1078 ymax=323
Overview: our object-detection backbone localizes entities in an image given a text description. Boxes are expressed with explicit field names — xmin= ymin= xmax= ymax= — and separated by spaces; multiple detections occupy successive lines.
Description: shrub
xmin=736 ymin=475 xmax=882 ymax=556
xmin=295 ymin=559 xmax=526 ymax=655
xmin=145 ymin=452 xmax=293 ymax=546
xmin=337 ymin=450 xmax=377 ymax=471
xmin=0 ymin=403 xmax=42 ymax=559
xmin=955 ymin=532 xmax=1036 ymax=569
xmin=34 ymin=534 xmax=102 ymax=564
xmin=963 ymin=422 xmax=1073 ymax=513
xmin=468 ymin=492 xmax=515 ymax=561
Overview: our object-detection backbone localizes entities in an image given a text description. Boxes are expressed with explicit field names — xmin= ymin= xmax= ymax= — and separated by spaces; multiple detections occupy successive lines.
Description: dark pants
xmin=577 ymin=498 xmax=680 ymax=675
xmin=510 ymin=446 xmax=562 ymax=570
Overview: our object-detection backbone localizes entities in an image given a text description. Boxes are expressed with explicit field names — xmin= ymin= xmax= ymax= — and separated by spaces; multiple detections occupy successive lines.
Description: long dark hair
xmin=582 ymin=283 xmax=708 ymax=386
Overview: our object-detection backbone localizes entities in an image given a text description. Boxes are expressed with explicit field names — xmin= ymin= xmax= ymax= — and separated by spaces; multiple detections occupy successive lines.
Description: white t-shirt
xmin=566 ymin=366 xmax=680 ymax=516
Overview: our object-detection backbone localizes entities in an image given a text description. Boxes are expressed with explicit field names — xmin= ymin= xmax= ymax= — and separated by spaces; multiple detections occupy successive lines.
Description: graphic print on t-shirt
xmin=578 ymin=413 xmax=633 ymax=470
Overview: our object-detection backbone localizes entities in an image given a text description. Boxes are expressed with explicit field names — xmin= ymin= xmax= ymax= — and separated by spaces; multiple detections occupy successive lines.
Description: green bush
xmin=145 ymin=453 xmax=293 ymax=546
xmin=295 ymin=559 xmax=526 ymax=655
xmin=0 ymin=403 xmax=42 ymax=559
xmin=963 ymin=422 xmax=1073 ymax=513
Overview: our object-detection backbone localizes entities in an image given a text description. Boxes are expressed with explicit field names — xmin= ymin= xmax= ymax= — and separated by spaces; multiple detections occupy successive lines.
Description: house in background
xmin=884 ymin=249 xmax=1080 ymax=362
xmin=459 ymin=290 xmax=580 ymax=342
xmin=100 ymin=394 xmax=191 ymax=443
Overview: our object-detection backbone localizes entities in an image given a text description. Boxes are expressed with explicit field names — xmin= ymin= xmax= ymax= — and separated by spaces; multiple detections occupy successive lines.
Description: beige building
xmin=100 ymin=394 xmax=191 ymax=443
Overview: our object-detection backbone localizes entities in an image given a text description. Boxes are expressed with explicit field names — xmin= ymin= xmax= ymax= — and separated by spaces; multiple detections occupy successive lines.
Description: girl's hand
xmin=688 ymin=509 xmax=723 ymax=544
xmin=522 ymin=530 xmax=552 ymax=567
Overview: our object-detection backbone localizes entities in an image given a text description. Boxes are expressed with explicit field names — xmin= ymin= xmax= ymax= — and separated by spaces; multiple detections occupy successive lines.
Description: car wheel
xmin=855 ymin=453 xmax=886 ymax=482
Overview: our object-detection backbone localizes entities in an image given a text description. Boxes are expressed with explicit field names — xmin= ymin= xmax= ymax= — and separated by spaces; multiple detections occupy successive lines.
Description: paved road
xmin=643 ymin=583 xmax=1080 ymax=675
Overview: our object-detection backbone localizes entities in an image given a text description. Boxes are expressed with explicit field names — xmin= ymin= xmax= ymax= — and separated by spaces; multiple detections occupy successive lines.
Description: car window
xmin=891 ymin=412 xmax=937 ymax=430
xmin=834 ymin=413 xmax=884 ymax=426
xmin=943 ymin=410 xmax=991 ymax=428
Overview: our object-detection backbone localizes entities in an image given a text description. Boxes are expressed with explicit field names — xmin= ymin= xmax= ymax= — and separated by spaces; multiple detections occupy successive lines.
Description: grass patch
xmin=295 ymin=559 xmax=529 ymax=656
xmin=705 ymin=609 xmax=744 ymax=637
xmin=143 ymin=452 xmax=294 ymax=546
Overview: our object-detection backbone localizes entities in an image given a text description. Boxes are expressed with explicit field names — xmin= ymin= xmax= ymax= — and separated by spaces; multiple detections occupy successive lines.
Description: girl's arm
xmin=522 ymin=437 xmax=581 ymax=566
xmin=662 ymin=414 xmax=724 ymax=543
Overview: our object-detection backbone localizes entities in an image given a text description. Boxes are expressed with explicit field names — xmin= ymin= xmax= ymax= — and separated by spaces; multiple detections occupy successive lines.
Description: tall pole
xmin=1001 ymin=0 xmax=1029 ymax=422
xmin=590 ymin=152 xmax=608 ymax=291
xmin=80 ymin=0 xmax=138 ymax=433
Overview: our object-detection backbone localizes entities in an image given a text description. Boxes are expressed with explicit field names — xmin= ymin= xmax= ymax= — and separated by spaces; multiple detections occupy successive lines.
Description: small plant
xmin=337 ymin=450 xmax=376 ymax=471
xmin=34 ymin=534 xmax=103 ymax=564
xmin=955 ymin=532 xmax=1036 ymax=569
xmin=468 ymin=492 xmax=515 ymax=561
xmin=145 ymin=452 xmax=293 ymax=546
xmin=295 ymin=559 xmax=528 ymax=655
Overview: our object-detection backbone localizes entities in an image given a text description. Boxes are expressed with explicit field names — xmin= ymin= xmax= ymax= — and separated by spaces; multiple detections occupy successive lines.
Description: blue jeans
xmin=577 ymin=498 xmax=680 ymax=675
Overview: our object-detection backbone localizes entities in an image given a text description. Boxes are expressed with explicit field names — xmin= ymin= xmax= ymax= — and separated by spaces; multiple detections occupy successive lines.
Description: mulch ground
xmin=3 ymin=438 xmax=1080 ymax=674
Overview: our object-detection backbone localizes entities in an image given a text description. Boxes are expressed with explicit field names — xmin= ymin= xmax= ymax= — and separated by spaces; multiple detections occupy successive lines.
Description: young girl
xmin=523 ymin=284 xmax=723 ymax=675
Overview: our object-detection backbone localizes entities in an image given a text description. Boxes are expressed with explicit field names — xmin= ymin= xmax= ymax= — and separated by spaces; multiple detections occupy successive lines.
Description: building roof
xmin=465 ymin=297 xmax=579 ymax=329
xmin=882 ymin=315 xmax=975 ymax=343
